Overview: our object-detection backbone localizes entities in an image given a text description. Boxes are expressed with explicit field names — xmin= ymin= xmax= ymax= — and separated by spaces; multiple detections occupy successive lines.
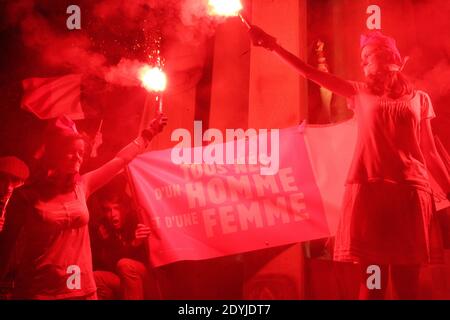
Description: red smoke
xmin=8 ymin=0 xmax=107 ymax=76
xmin=408 ymin=0 xmax=450 ymax=100
xmin=104 ymin=58 xmax=147 ymax=88
xmin=6 ymin=0 xmax=221 ymax=88
xmin=8 ymin=0 xmax=448 ymax=99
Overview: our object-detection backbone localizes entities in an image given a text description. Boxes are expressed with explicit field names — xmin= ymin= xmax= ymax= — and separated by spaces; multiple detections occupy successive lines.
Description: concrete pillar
xmin=248 ymin=0 xmax=308 ymax=129
xmin=209 ymin=18 xmax=251 ymax=131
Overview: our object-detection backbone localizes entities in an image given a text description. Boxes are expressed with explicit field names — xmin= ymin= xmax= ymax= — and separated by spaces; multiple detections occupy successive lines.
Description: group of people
xmin=0 ymin=25 xmax=449 ymax=300
xmin=0 ymin=114 xmax=167 ymax=300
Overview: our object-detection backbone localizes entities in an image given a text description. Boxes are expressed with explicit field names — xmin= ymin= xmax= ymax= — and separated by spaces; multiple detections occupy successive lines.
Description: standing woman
xmin=0 ymin=114 xmax=167 ymax=300
xmin=249 ymin=27 xmax=450 ymax=299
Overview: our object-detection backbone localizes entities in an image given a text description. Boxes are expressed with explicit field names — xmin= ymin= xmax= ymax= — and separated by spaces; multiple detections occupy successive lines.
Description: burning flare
xmin=138 ymin=66 xmax=167 ymax=92
xmin=208 ymin=0 xmax=250 ymax=29
xmin=208 ymin=0 xmax=243 ymax=17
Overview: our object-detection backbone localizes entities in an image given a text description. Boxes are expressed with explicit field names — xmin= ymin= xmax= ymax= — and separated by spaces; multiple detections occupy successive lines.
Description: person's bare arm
xmin=82 ymin=114 xmax=167 ymax=198
xmin=273 ymin=44 xmax=356 ymax=98
xmin=82 ymin=154 xmax=137 ymax=199
xmin=249 ymin=26 xmax=356 ymax=98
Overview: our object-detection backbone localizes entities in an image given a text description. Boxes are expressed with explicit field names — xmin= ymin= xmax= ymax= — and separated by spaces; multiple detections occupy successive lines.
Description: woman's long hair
xmin=30 ymin=131 xmax=90 ymax=197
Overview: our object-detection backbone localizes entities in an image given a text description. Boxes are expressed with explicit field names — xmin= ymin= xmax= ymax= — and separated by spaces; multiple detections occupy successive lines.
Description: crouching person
xmin=91 ymin=189 xmax=158 ymax=300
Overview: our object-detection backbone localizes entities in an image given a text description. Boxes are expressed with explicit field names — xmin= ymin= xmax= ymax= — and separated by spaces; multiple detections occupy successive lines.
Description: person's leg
xmin=390 ymin=265 xmax=421 ymax=300
xmin=116 ymin=258 xmax=148 ymax=300
xmin=358 ymin=262 xmax=389 ymax=300
xmin=94 ymin=270 xmax=121 ymax=300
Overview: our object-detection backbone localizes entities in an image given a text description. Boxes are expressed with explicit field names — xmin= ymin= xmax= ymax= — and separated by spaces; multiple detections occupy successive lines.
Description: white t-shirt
xmin=346 ymin=81 xmax=435 ymax=193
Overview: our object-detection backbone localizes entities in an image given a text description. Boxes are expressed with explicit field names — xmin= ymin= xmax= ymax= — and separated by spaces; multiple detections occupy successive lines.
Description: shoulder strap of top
xmin=74 ymin=182 xmax=87 ymax=203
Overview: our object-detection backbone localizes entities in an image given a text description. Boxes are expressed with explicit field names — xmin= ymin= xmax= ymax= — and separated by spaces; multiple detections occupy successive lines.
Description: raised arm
xmin=249 ymin=26 xmax=356 ymax=98
xmin=82 ymin=114 xmax=168 ymax=198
